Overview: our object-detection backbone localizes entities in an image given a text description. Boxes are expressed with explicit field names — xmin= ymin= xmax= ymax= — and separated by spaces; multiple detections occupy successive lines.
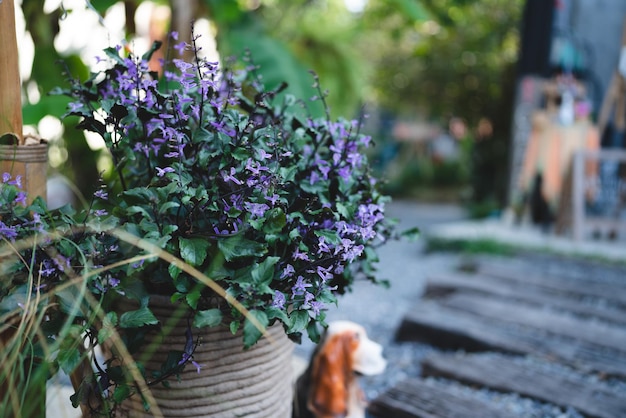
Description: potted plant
xmin=2 ymin=29 xmax=400 ymax=417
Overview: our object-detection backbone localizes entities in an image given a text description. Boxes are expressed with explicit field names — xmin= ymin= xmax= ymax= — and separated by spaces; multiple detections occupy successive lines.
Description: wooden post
xmin=0 ymin=0 xmax=24 ymax=144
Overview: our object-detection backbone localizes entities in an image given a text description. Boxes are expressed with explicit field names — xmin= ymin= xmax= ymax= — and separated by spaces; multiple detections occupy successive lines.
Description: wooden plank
xmin=421 ymin=353 xmax=626 ymax=418
xmin=425 ymin=273 xmax=626 ymax=326
xmin=478 ymin=264 xmax=626 ymax=308
xmin=439 ymin=292 xmax=626 ymax=353
xmin=368 ymin=377 xmax=518 ymax=418
xmin=396 ymin=302 xmax=626 ymax=377
xmin=0 ymin=0 xmax=24 ymax=142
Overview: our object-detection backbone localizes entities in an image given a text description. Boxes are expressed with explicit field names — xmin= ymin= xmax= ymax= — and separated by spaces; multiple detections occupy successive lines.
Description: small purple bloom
xmin=271 ymin=291 xmax=286 ymax=309
xmin=316 ymin=265 xmax=333 ymax=282
xmin=156 ymin=166 xmax=175 ymax=177
xmin=222 ymin=167 xmax=243 ymax=185
xmin=310 ymin=301 xmax=324 ymax=316
xmin=292 ymin=248 xmax=310 ymax=261
xmin=94 ymin=189 xmax=108 ymax=200
xmin=304 ymin=291 xmax=315 ymax=304
xmin=245 ymin=202 xmax=269 ymax=218
xmin=291 ymin=276 xmax=311 ymax=297
xmin=281 ymin=264 xmax=295 ymax=278
xmin=0 ymin=221 xmax=17 ymax=240
xmin=15 ymin=192 xmax=27 ymax=205
xmin=174 ymin=42 xmax=186 ymax=55
xmin=2 ymin=173 xmax=10 ymax=183
xmin=317 ymin=237 xmax=331 ymax=254
xmin=265 ymin=193 xmax=280 ymax=206
xmin=9 ymin=175 xmax=22 ymax=188
xmin=257 ymin=149 xmax=272 ymax=160
xmin=338 ymin=166 xmax=351 ymax=181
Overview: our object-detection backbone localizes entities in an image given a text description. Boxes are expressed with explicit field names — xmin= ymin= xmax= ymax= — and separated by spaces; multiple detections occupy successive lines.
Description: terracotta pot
xmin=115 ymin=295 xmax=294 ymax=418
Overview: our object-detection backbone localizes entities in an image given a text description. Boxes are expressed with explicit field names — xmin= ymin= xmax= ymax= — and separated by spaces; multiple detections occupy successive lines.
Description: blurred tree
xmin=360 ymin=0 xmax=524 ymax=209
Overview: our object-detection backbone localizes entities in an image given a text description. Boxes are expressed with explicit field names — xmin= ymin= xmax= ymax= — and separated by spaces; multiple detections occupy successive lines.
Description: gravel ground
xmin=293 ymin=200 xmax=626 ymax=418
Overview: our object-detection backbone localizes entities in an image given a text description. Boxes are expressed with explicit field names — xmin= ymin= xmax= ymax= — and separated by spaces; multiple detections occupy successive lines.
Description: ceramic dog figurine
xmin=293 ymin=320 xmax=386 ymax=418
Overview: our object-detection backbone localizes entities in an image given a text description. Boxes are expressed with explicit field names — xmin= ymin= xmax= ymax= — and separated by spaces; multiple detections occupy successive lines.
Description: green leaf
xmin=264 ymin=208 xmax=286 ymax=234
xmin=57 ymin=344 xmax=82 ymax=374
xmin=266 ymin=307 xmax=290 ymax=326
xmin=97 ymin=312 xmax=118 ymax=344
xmin=335 ymin=201 xmax=351 ymax=218
xmin=230 ymin=320 xmax=240 ymax=335
xmin=279 ymin=166 xmax=298 ymax=182
xmin=251 ymin=256 xmax=280 ymax=284
xmin=243 ymin=310 xmax=269 ymax=348
xmin=179 ymin=237 xmax=209 ymax=266
xmin=119 ymin=307 xmax=158 ymax=328
xmin=168 ymin=263 xmax=181 ymax=280
xmin=217 ymin=235 xmax=267 ymax=262
xmin=113 ymin=385 xmax=131 ymax=404
xmin=186 ymin=290 xmax=201 ymax=310
xmin=401 ymin=226 xmax=421 ymax=241
xmin=193 ymin=309 xmax=223 ymax=328
xmin=314 ymin=229 xmax=341 ymax=245
xmin=306 ymin=321 xmax=321 ymax=344
xmin=287 ymin=310 xmax=309 ymax=334
xmin=159 ymin=201 xmax=181 ymax=214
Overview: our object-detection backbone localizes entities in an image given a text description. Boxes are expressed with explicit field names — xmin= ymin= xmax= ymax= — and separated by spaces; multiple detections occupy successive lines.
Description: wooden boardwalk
xmin=368 ymin=256 xmax=626 ymax=418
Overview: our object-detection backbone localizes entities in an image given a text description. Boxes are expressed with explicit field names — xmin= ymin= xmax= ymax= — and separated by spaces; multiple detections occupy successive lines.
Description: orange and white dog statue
xmin=293 ymin=320 xmax=387 ymax=418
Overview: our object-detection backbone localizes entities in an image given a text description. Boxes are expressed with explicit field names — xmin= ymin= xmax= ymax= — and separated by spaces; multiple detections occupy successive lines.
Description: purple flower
xmin=2 ymin=173 xmax=10 ymax=183
xmin=338 ymin=166 xmax=351 ymax=181
xmin=94 ymin=209 xmax=108 ymax=217
xmin=304 ymin=291 xmax=315 ymax=304
xmin=68 ymin=101 xmax=83 ymax=112
xmin=310 ymin=301 xmax=324 ymax=316
xmin=292 ymin=248 xmax=310 ymax=261
xmin=291 ymin=276 xmax=311 ymax=297
xmin=0 ymin=221 xmax=17 ymax=240
xmin=257 ymin=149 xmax=272 ymax=160
xmin=174 ymin=41 xmax=186 ymax=56
xmin=281 ymin=264 xmax=295 ymax=278
xmin=271 ymin=291 xmax=286 ymax=309
xmin=222 ymin=167 xmax=243 ymax=185
xmin=94 ymin=189 xmax=108 ymax=200
xmin=9 ymin=175 xmax=22 ymax=188
xmin=316 ymin=265 xmax=333 ymax=282
xmin=15 ymin=192 xmax=27 ymax=205
xmin=40 ymin=259 xmax=56 ymax=277
xmin=309 ymin=171 xmax=320 ymax=185
xmin=156 ymin=166 xmax=175 ymax=177
xmin=132 ymin=259 xmax=145 ymax=269
xmin=52 ymin=255 xmax=71 ymax=272
xmin=317 ymin=237 xmax=331 ymax=254
xmin=178 ymin=352 xmax=202 ymax=374
xmin=265 ymin=193 xmax=280 ymax=206
xmin=245 ymin=202 xmax=269 ymax=218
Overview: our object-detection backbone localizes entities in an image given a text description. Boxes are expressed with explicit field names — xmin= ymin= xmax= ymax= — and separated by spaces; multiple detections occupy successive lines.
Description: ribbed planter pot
xmin=0 ymin=143 xmax=48 ymax=202
xmin=117 ymin=295 xmax=294 ymax=418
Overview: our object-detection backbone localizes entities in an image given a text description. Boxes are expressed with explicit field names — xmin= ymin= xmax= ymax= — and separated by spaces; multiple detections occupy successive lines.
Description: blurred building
xmin=510 ymin=0 xmax=626 ymax=239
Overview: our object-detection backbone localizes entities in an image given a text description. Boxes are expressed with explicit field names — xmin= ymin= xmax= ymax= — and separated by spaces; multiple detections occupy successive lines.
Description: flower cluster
xmin=60 ymin=33 xmax=394 ymax=347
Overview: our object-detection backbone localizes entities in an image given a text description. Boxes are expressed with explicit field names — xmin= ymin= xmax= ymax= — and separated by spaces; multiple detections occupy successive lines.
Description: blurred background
xmin=13 ymin=0 xmax=626 ymax=240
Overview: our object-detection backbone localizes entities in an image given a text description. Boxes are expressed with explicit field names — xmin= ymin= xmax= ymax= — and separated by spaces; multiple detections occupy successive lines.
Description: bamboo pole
xmin=0 ymin=0 xmax=24 ymax=144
